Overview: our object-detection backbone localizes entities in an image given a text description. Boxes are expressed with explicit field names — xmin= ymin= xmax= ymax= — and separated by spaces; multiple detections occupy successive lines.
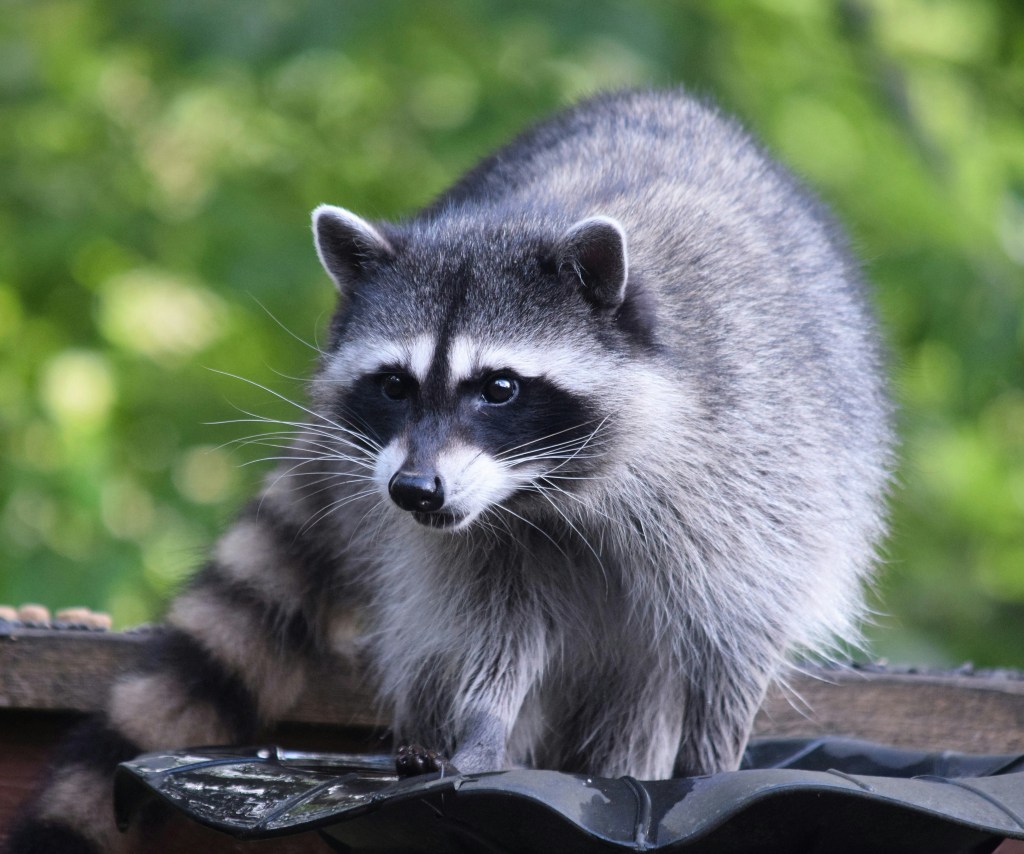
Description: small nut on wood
xmin=56 ymin=607 xmax=112 ymax=630
xmin=18 ymin=604 xmax=51 ymax=624
xmin=84 ymin=611 xmax=112 ymax=630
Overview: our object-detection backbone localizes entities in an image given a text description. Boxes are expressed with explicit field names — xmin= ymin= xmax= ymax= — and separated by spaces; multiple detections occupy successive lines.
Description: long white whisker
xmin=499 ymin=434 xmax=609 ymax=463
xmin=258 ymin=456 xmax=357 ymax=512
xmin=346 ymin=496 xmax=391 ymax=551
xmin=227 ymin=434 xmax=375 ymax=464
xmin=250 ymin=295 xmax=324 ymax=355
xmin=495 ymin=418 xmax=604 ymax=459
xmin=534 ymin=416 xmax=610 ymax=478
xmin=532 ymin=479 xmax=617 ymax=527
xmin=231 ymin=437 xmax=369 ymax=461
xmin=207 ymin=368 xmax=383 ymax=451
xmin=260 ymin=464 xmax=376 ymax=485
xmin=213 ymin=414 xmax=380 ymax=464
xmin=295 ymin=476 xmax=381 ymax=503
xmin=532 ymin=486 xmax=607 ymax=591
xmin=212 ymin=412 xmax=382 ymax=454
xmin=490 ymin=503 xmax=568 ymax=559
xmin=264 ymin=470 xmax=374 ymax=505
xmin=298 ymin=488 xmax=380 ymax=536
xmin=240 ymin=454 xmax=376 ymax=473
xmin=506 ymin=452 xmax=606 ymax=466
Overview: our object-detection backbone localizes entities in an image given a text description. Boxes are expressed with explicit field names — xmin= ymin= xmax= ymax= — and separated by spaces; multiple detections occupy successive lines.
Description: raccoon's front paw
xmin=395 ymin=743 xmax=458 ymax=777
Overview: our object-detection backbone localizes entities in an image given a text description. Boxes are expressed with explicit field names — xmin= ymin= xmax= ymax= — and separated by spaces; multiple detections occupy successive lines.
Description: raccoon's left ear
xmin=312 ymin=204 xmax=395 ymax=294
xmin=556 ymin=216 xmax=629 ymax=309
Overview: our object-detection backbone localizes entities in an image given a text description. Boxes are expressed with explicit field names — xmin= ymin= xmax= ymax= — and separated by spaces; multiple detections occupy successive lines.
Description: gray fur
xmin=10 ymin=88 xmax=892 ymax=853
xmin=304 ymin=88 xmax=893 ymax=779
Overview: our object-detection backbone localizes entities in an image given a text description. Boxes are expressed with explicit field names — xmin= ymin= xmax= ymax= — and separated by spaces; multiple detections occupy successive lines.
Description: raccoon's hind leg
xmin=5 ymin=486 xmax=348 ymax=854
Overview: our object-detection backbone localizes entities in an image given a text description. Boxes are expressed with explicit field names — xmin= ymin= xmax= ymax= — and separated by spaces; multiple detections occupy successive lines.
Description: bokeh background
xmin=1 ymin=1 xmax=1022 ymax=666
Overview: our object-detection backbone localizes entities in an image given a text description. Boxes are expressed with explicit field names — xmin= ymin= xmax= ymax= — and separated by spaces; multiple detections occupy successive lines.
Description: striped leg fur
xmin=5 ymin=473 xmax=354 ymax=853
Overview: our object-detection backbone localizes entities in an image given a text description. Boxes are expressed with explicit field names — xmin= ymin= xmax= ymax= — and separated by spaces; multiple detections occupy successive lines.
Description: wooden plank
xmin=3 ymin=628 xmax=1024 ymax=753
xmin=754 ymin=666 xmax=1024 ymax=754
xmin=0 ymin=629 xmax=380 ymax=728
xmin=0 ymin=631 xmax=146 ymax=713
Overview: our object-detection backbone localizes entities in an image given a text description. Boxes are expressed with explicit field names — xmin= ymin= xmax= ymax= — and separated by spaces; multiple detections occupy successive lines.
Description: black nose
xmin=388 ymin=471 xmax=445 ymax=513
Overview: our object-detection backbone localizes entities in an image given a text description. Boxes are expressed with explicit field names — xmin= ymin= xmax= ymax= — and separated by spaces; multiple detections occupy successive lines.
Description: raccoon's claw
xmin=395 ymin=743 xmax=457 ymax=777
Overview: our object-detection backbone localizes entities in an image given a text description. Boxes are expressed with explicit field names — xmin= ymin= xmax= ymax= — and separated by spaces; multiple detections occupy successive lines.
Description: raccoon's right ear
xmin=312 ymin=204 xmax=395 ymax=294
xmin=556 ymin=216 xmax=629 ymax=310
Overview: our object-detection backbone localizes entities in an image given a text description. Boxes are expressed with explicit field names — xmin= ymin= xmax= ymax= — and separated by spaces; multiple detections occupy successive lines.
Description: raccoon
xmin=7 ymin=88 xmax=892 ymax=853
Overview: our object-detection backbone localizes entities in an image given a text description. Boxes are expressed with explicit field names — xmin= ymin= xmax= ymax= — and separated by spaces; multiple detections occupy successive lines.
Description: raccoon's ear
xmin=556 ymin=216 xmax=629 ymax=309
xmin=312 ymin=204 xmax=394 ymax=294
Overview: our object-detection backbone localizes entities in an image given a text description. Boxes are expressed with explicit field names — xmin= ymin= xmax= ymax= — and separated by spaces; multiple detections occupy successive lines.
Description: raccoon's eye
xmin=482 ymin=375 xmax=518 ymax=404
xmin=381 ymin=373 xmax=413 ymax=401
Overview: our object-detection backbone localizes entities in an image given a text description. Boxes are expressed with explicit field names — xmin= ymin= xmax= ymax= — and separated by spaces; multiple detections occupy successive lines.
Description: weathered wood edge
xmin=0 ymin=629 xmax=380 ymax=728
xmin=3 ymin=629 xmax=1024 ymax=753
xmin=754 ymin=665 xmax=1024 ymax=754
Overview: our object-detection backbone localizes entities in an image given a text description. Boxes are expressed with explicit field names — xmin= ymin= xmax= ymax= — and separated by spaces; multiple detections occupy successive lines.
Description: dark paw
xmin=395 ymin=743 xmax=457 ymax=777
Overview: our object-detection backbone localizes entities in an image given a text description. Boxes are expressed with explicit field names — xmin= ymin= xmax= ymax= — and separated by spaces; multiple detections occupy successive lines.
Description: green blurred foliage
xmin=1 ymin=0 xmax=1022 ymax=664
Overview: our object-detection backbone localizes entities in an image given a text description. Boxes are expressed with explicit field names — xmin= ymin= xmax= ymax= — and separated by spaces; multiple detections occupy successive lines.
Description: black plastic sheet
xmin=115 ymin=737 xmax=1024 ymax=852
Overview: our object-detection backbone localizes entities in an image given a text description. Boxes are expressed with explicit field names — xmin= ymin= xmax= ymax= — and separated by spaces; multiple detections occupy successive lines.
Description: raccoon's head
xmin=308 ymin=204 xmax=656 ymax=533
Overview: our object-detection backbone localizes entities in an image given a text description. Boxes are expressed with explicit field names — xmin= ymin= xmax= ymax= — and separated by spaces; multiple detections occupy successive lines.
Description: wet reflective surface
xmin=115 ymin=737 xmax=1024 ymax=852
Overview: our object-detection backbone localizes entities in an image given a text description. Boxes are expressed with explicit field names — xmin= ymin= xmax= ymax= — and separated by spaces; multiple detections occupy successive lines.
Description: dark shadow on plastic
xmin=114 ymin=737 xmax=1024 ymax=853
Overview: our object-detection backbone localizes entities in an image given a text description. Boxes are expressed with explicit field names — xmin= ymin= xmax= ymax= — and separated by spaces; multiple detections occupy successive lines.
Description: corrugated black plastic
xmin=114 ymin=737 xmax=1024 ymax=852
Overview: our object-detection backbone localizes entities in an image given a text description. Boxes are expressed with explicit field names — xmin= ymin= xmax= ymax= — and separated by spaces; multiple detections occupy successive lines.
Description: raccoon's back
xmin=428 ymin=88 xmax=809 ymax=236
xmin=430 ymin=88 xmax=889 ymax=457
xmin=427 ymin=86 xmax=865 ymax=320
